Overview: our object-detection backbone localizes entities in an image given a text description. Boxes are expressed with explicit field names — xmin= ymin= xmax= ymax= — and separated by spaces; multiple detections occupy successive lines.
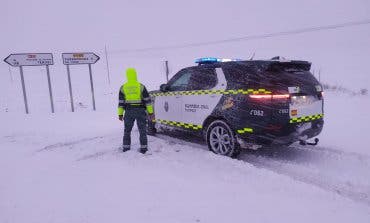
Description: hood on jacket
xmin=126 ymin=68 xmax=138 ymax=83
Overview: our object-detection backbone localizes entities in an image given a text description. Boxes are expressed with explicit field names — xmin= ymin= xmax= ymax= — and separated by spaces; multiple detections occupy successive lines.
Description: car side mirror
xmin=160 ymin=84 xmax=169 ymax=92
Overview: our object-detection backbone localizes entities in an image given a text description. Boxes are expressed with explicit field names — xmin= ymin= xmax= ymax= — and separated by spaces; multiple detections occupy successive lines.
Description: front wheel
xmin=206 ymin=120 xmax=240 ymax=158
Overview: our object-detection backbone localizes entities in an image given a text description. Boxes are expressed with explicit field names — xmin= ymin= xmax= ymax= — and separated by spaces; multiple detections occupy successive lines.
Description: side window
xmin=168 ymin=70 xmax=192 ymax=91
xmin=223 ymin=63 xmax=256 ymax=88
xmin=188 ymin=68 xmax=217 ymax=90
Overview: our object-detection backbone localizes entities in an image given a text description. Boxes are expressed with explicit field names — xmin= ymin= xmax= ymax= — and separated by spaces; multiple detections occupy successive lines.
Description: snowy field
xmin=1 ymin=90 xmax=370 ymax=222
xmin=1 ymin=0 xmax=370 ymax=222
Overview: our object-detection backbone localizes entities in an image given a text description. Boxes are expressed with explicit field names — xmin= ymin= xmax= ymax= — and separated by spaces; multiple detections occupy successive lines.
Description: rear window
xmin=223 ymin=62 xmax=319 ymax=94
xmin=222 ymin=63 xmax=256 ymax=89
xmin=257 ymin=71 xmax=319 ymax=91
xmin=267 ymin=62 xmax=311 ymax=73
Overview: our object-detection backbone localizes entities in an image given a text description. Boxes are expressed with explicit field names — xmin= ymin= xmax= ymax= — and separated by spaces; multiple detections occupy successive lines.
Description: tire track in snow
xmin=75 ymin=137 xmax=159 ymax=161
xmin=76 ymin=150 xmax=120 ymax=161
xmin=155 ymin=132 xmax=370 ymax=206
xmin=36 ymin=129 xmax=144 ymax=153
xmin=34 ymin=130 xmax=370 ymax=206
xmin=36 ymin=131 xmax=157 ymax=161
xmin=36 ymin=136 xmax=106 ymax=152
xmin=239 ymin=147 xmax=370 ymax=206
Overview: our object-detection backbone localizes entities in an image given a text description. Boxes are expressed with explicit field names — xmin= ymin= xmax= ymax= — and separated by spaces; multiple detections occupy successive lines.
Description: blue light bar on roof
xmin=195 ymin=57 xmax=218 ymax=64
xmin=195 ymin=57 xmax=243 ymax=64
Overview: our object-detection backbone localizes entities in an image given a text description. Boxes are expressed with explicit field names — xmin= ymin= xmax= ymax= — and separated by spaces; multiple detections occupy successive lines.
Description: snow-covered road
xmin=241 ymin=145 xmax=370 ymax=206
xmin=1 ymin=92 xmax=370 ymax=222
xmin=157 ymin=131 xmax=370 ymax=206
xmin=1 ymin=122 xmax=370 ymax=222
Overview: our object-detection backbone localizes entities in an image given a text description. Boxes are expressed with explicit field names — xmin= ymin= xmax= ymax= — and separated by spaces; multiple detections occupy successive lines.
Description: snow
xmin=1 ymin=92 xmax=370 ymax=222
xmin=321 ymin=92 xmax=370 ymax=156
xmin=1 ymin=0 xmax=370 ymax=222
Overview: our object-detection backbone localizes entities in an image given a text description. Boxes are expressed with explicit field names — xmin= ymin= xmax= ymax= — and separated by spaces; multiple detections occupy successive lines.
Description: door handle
xmin=175 ymin=96 xmax=182 ymax=98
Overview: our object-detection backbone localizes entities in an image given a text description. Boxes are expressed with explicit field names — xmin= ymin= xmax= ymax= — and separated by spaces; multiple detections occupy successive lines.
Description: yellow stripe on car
xmin=156 ymin=119 xmax=202 ymax=130
xmin=150 ymin=89 xmax=272 ymax=97
xmin=290 ymin=114 xmax=324 ymax=123
xmin=237 ymin=128 xmax=254 ymax=134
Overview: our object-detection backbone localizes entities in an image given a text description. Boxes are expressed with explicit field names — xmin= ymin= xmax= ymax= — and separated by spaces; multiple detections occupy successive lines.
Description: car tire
xmin=206 ymin=120 xmax=240 ymax=158
xmin=147 ymin=120 xmax=157 ymax=136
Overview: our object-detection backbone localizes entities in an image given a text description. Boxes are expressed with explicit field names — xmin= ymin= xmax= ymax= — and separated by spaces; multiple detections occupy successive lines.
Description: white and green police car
xmin=148 ymin=57 xmax=324 ymax=157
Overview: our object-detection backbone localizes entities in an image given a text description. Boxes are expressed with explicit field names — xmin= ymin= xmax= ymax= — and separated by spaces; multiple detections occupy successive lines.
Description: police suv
xmin=148 ymin=57 xmax=324 ymax=157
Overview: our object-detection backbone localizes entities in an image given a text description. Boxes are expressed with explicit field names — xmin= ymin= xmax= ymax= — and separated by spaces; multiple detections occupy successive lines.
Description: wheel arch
xmin=202 ymin=115 xmax=233 ymax=139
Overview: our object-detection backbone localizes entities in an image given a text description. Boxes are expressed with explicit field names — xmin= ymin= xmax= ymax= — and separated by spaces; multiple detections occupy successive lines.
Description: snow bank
xmin=320 ymin=92 xmax=370 ymax=156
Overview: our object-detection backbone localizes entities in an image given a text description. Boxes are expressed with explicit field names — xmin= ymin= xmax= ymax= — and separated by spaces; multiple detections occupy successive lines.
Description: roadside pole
xmin=165 ymin=60 xmax=169 ymax=82
xmin=104 ymin=45 xmax=111 ymax=85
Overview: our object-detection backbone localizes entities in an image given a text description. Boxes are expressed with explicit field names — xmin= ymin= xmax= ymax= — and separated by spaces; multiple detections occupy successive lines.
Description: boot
xmin=122 ymin=145 xmax=130 ymax=152
xmin=139 ymin=147 xmax=148 ymax=154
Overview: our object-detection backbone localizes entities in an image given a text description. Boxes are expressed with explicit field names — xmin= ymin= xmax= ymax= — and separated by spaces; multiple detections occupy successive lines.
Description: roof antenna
xmin=250 ymin=52 xmax=255 ymax=60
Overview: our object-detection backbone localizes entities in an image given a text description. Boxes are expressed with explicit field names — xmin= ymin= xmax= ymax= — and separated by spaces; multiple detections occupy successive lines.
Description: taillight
xmin=249 ymin=94 xmax=290 ymax=100
xmin=272 ymin=94 xmax=290 ymax=99
xmin=249 ymin=95 xmax=272 ymax=99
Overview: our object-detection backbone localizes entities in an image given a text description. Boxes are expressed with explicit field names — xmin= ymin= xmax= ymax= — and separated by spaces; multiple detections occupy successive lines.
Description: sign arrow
xmin=4 ymin=53 xmax=54 ymax=67
xmin=62 ymin=53 xmax=100 ymax=65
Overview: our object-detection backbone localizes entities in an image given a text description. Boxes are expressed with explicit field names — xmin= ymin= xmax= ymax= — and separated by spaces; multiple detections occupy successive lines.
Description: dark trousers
xmin=123 ymin=107 xmax=148 ymax=149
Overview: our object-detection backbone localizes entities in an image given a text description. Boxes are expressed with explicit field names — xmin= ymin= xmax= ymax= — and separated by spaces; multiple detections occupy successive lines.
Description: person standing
xmin=118 ymin=68 xmax=154 ymax=154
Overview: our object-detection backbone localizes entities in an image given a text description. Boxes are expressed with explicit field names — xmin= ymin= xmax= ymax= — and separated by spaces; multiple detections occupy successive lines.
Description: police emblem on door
xmin=164 ymin=101 xmax=169 ymax=112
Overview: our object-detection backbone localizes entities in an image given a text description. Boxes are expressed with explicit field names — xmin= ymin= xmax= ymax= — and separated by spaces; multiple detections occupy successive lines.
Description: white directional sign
xmin=4 ymin=53 xmax=54 ymax=67
xmin=3 ymin=53 xmax=55 ymax=114
xmin=62 ymin=52 xmax=100 ymax=112
xmin=62 ymin=53 xmax=100 ymax=65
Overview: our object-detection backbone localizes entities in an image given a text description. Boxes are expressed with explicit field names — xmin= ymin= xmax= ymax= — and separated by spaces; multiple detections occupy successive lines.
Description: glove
xmin=148 ymin=113 xmax=155 ymax=122
xmin=118 ymin=115 xmax=123 ymax=121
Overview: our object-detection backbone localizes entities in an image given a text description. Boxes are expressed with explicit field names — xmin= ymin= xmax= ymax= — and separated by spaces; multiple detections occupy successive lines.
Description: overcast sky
xmin=1 ymin=0 xmax=369 ymax=88
xmin=1 ymin=0 xmax=368 ymax=50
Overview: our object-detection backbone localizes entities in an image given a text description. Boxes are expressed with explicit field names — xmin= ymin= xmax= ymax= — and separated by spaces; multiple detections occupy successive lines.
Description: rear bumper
xmin=237 ymin=118 xmax=324 ymax=146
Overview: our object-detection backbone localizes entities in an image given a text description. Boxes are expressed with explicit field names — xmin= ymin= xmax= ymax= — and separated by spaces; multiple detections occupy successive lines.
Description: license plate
xmin=291 ymin=95 xmax=316 ymax=106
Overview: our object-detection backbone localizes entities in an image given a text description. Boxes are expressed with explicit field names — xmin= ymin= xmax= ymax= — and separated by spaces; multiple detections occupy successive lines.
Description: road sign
xmin=4 ymin=53 xmax=53 ymax=67
xmin=62 ymin=53 xmax=100 ymax=65
xmin=62 ymin=52 xmax=100 ymax=111
xmin=3 ymin=53 xmax=55 ymax=114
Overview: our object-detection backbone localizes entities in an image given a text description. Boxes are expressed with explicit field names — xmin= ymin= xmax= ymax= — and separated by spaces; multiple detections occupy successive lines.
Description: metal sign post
xmin=46 ymin=65 xmax=55 ymax=113
xmin=3 ymin=53 xmax=54 ymax=114
xmin=19 ymin=66 xmax=29 ymax=114
xmin=66 ymin=65 xmax=75 ymax=112
xmin=88 ymin=64 xmax=96 ymax=110
xmin=62 ymin=53 xmax=100 ymax=111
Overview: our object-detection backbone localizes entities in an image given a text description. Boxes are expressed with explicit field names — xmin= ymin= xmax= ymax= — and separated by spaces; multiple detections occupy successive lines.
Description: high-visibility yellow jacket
xmin=118 ymin=68 xmax=153 ymax=115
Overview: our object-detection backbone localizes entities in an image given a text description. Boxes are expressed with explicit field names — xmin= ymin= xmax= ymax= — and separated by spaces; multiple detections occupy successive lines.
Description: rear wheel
xmin=206 ymin=120 xmax=240 ymax=158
